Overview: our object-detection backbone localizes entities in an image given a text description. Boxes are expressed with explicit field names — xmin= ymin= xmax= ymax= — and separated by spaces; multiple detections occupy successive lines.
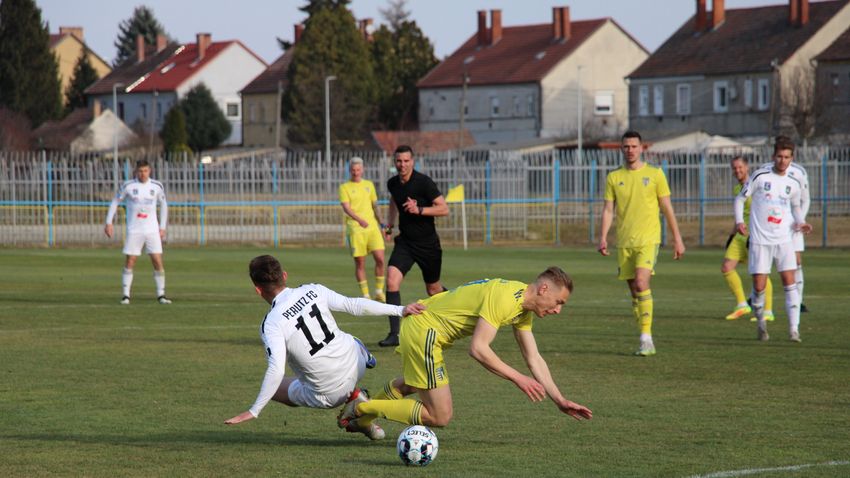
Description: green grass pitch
xmin=1 ymin=246 xmax=848 ymax=477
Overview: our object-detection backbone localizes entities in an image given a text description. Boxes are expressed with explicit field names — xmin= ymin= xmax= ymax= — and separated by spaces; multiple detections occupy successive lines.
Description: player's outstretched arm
xmin=513 ymin=328 xmax=592 ymax=420
xmin=468 ymin=319 xmax=546 ymax=402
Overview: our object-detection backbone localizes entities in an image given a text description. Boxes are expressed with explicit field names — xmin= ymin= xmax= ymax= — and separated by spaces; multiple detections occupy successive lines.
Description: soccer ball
xmin=396 ymin=425 xmax=439 ymax=466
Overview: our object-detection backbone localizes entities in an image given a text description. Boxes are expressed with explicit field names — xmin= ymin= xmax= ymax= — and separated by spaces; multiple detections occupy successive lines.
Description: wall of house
xmin=89 ymin=91 xmax=179 ymax=138
xmin=418 ymin=83 xmax=540 ymax=145
xmin=52 ymin=37 xmax=111 ymax=103
xmin=70 ymin=110 xmax=137 ymax=154
xmin=176 ymin=43 xmax=268 ymax=146
xmin=540 ymin=20 xmax=647 ymax=141
xmin=816 ymin=61 xmax=850 ymax=136
xmin=242 ymin=92 xmax=287 ymax=148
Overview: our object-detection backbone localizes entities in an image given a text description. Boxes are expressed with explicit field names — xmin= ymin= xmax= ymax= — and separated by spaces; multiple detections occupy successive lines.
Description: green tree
xmin=180 ymin=83 xmax=231 ymax=152
xmin=284 ymin=0 xmax=376 ymax=148
xmin=159 ymin=105 xmax=191 ymax=155
xmin=64 ymin=50 xmax=99 ymax=115
xmin=113 ymin=6 xmax=168 ymax=66
xmin=0 ymin=0 xmax=62 ymax=128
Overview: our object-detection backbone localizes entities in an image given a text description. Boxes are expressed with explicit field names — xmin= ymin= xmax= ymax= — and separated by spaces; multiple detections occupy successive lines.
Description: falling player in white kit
xmin=224 ymin=255 xmax=426 ymax=440
xmin=104 ymin=159 xmax=170 ymax=305
xmin=735 ymin=139 xmax=812 ymax=342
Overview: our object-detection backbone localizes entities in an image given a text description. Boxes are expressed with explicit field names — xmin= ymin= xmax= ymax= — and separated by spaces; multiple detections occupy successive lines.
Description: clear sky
xmin=40 ymin=0 xmax=789 ymax=65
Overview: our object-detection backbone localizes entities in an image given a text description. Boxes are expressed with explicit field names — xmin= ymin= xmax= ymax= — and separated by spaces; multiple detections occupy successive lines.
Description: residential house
xmin=371 ymin=130 xmax=476 ymax=154
xmin=627 ymin=0 xmax=850 ymax=141
xmin=31 ymin=101 xmax=137 ymax=153
xmin=86 ymin=33 xmax=267 ymax=146
xmin=49 ymin=27 xmax=111 ymax=103
xmin=815 ymin=27 xmax=850 ymax=137
xmin=417 ymin=7 xmax=648 ymax=145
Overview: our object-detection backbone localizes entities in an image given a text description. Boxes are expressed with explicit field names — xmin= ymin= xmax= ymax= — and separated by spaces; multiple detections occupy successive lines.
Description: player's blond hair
xmin=536 ymin=266 xmax=573 ymax=293
xmin=249 ymin=255 xmax=285 ymax=293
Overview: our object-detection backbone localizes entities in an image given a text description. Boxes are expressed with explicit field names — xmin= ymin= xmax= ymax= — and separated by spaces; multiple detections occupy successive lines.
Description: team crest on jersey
xmin=150 ymin=190 xmax=155 ymax=196
xmin=642 ymin=177 xmax=649 ymax=186
xmin=785 ymin=186 xmax=791 ymax=194
xmin=764 ymin=182 xmax=771 ymax=191
xmin=132 ymin=188 xmax=139 ymax=195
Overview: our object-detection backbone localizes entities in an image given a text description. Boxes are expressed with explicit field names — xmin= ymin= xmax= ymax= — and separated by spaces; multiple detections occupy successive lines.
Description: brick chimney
xmin=59 ymin=26 xmax=84 ymax=42
xmin=477 ymin=10 xmax=488 ymax=46
xmin=710 ymin=0 xmax=725 ymax=29
xmin=799 ymin=0 xmax=809 ymax=26
xmin=92 ymin=100 xmax=101 ymax=118
xmin=294 ymin=24 xmax=304 ymax=44
xmin=490 ymin=10 xmax=502 ymax=45
xmin=695 ymin=0 xmax=707 ymax=32
xmin=196 ymin=33 xmax=211 ymax=61
xmin=561 ymin=7 xmax=571 ymax=41
xmin=552 ymin=7 xmax=563 ymax=40
xmin=156 ymin=33 xmax=167 ymax=52
xmin=136 ymin=34 xmax=145 ymax=63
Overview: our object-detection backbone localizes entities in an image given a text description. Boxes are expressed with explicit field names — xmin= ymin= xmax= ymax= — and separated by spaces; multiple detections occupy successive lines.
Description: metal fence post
xmin=46 ymin=155 xmax=54 ymax=247
xmin=485 ymin=159 xmax=492 ymax=245
xmin=821 ymin=152 xmax=828 ymax=247
xmin=199 ymin=161 xmax=205 ymax=246
xmin=699 ymin=154 xmax=706 ymax=247
xmin=589 ymin=158 xmax=597 ymax=244
xmin=553 ymin=155 xmax=560 ymax=245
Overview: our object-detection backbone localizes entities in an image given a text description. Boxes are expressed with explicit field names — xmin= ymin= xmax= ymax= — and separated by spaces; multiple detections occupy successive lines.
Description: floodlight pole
xmin=112 ymin=82 xmax=125 ymax=187
xmin=324 ymin=75 xmax=337 ymax=163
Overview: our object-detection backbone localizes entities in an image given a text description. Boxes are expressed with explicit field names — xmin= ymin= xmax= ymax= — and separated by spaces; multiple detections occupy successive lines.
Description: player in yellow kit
xmin=721 ymin=156 xmax=774 ymax=322
xmin=339 ymin=157 xmax=386 ymax=301
xmin=336 ymin=267 xmax=593 ymax=429
xmin=598 ymin=130 xmax=685 ymax=356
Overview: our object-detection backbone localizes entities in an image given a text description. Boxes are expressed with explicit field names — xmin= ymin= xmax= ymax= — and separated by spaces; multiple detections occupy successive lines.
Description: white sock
xmin=640 ymin=333 xmax=652 ymax=343
xmin=750 ymin=288 xmax=766 ymax=321
xmin=785 ymin=284 xmax=800 ymax=333
xmin=154 ymin=270 xmax=166 ymax=297
xmin=795 ymin=266 xmax=804 ymax=305
xmin=122 ymin=268 xmax=134 ymax=297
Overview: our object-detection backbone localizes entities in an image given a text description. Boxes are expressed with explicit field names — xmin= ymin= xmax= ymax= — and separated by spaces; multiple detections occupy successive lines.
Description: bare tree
xmin=778 ymin=67 xmax=820 ymax=144
xmin=379 ymin=0 xmax=411 ymax=31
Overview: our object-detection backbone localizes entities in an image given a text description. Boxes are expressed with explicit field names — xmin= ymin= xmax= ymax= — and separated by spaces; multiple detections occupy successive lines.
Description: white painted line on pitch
xmin=686 ymin=460 xmax=850 ymax=478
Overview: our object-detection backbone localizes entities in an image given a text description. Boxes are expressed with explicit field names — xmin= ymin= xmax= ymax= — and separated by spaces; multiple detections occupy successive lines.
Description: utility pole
xmin=458 ymin=71 xmax=469 ymax=151
xmin=275 ymin=80 xmax=283 ymax=149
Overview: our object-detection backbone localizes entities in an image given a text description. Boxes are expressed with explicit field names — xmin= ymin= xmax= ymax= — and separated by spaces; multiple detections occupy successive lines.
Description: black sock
xmin=386 ymin=290 xmax=401 ymax=335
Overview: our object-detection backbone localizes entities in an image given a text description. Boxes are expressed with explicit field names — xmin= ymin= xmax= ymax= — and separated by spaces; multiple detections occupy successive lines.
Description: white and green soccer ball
xmin=396 ymin=425 xmax=438 ymax=466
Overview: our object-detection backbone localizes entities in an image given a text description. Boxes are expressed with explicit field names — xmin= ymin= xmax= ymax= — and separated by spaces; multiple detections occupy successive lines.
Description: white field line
xmin=686 ymin=460 xmax=850 ymax=478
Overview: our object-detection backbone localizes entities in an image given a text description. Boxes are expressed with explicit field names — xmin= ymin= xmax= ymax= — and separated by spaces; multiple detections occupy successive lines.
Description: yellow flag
xmin=445 ymin=184 xmax=465 ymax=203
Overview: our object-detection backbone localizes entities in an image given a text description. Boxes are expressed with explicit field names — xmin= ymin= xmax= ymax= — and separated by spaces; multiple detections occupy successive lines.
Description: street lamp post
xmin=324 ymin=75 xmax=336 ymax=163
xmin=112 ymin=82 xmax=125 ymax=187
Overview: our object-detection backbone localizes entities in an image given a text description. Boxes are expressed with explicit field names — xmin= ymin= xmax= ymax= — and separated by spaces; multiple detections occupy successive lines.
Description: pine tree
xmin=65 ymin=49 xmax=100 ymax=115
xmin=159 ymin=106 xmax=191 ymax=155
xmin=113 ymin=6 xmax=168 ymax=67
xmin=180 ymin=83 xmax=231 ymax=152
xmin=284 ymin=0 xmax=376 ymax=148
xmin=0 ymin=0 xmax=62 ymax=128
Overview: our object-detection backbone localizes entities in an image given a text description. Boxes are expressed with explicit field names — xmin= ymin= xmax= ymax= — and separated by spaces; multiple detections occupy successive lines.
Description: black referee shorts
xmin=388 ymin=235 xmax=442 ymax=284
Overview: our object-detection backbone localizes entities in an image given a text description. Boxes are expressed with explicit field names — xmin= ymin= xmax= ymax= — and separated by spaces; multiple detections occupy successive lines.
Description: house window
xmin=744 ymin=79 xmax=753 ymax=108
xmin=831 ymin=73 xmax=840 ymax=101
xmin=249 ymin=103 xmax=257 ymax=123
xmin=513 ymin=96 xmax=520 ymax=116
xmin=594 ymin=91 xmax=613 ymax=116
xmin=428 ymin=99 xmax=434 ymax=117
xmin=527 ymin=94 xmax=535 ymax=116
xmin=226 ymin=103 xmax=239 ymax=118
xmin=490 ymin=96 xmax=500 ymax=117
xmin=676 ymin=84 xmax=691 ymax=115
xmin=140 ymin=103 xmax=147 ymax=119
xmin=638 ymin=85 xmax=649 ymax=116
xmin=463 ymin=104 xmax=468 ymax=117
xmin=757 ymin=79 xmax=770 ymax=110
xmin=653 ymin=85 xmax=664 ymax=115
xmin=714 ymin=81 xmax=729 ymax=113
xmin=118 ymin=102 xmax=125 ymax=120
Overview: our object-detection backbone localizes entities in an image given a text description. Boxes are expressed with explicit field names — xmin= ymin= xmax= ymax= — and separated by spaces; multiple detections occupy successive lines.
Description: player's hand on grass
xmin=557 ymin=399 xmax=593 ymax=421
xmin=402 ymin=302 xmax=426 ymax=316
xmin=514 ymin=375 xmax=546 ymax=402
xmin=104 ymin=224 xmax=113 ymax=238
xmin=597 ymin=240 xmax=609 ymax=256
xmin=224 ymin=411 xmax=255 ymax=425
xmin=735 ymin=222 xmax=748 ymax=236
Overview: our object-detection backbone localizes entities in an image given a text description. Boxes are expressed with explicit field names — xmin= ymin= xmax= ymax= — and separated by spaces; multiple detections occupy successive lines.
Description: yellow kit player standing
xmin=336 ymin=267 xmax=592 ymax=429
xmin=721 ymin=156 xmax=774 ymax=322
xmin=598 ymin=130 xmax=685 ymax=356
xmin=339 ymin=157 xmax=386 ymax=302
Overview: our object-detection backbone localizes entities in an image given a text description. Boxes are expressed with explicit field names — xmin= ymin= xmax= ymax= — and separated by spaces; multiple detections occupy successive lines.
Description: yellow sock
xmin=636 ymin=289 xmax=653 ymax=335
xmin=373 ymin=379 xmax=404 ymax=400
xmin=375 ymin=276 xmax=385 ymax=294
xmin=723 ymin=270 xmax=747 ymax=305
xmin=765 ymin=276 xmax=773 ymax=311
xmin=358 ymin=280 xmax=369 ymax=297
xmin=357 ymin=398 xmax=424 ymax=426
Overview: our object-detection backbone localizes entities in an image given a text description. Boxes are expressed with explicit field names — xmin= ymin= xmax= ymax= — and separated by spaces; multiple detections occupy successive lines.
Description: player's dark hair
xmin=394 ymin=145 xmax=414 ymax=156
xmin=774 ymin=138 xmax=795 ymax=155
xmin=249 ymin=255 xmax=285 ymax=291
xmin=135 ymin=159 xmax=150 ymax=169
xmin=731 ymin=155 xmax=748 ymax=164
xmin=537 ymin=266 xmax=573 ymax=293
xmin=622 ymin=130 xmax=642 ymax=143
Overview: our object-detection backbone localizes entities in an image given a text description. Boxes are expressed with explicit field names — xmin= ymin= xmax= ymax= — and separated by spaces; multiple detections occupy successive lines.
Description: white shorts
xmin=286 ymin=342 xmax=369 ymax=409
xmin=748 ymin=242 xmax=797 ymax=275
xmin=123 ymin=231 xmax=163 ymax=256
xmin=792 ymin=231 xmax=805 ymax=252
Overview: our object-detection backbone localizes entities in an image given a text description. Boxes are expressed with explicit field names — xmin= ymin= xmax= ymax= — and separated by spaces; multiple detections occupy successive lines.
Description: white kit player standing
xmin=224 ymin=255 xmax=426 ymax=441
xmin=104 ymin=159 xmax=171 ymax=305
xmin=735 ymin=140 xmax=812 ymax=342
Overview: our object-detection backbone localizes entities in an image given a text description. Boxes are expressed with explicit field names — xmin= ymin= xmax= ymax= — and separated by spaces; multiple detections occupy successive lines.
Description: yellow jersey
xmin=604 ymin=163 xmax=671 ymax=248
xmin=338 ymin=179 xmax=378 ymax=230
xmin=415 ymin=278 xmax=534 ymax=345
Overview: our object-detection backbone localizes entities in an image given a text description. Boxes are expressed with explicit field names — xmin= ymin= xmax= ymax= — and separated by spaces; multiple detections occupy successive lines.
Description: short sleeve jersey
xmin=111 ymin=179 xmax=167 ymax=233
xmin=604 ymin=164 xmax=671 ymax=248
xmin=416 ymin=278 xmax=533 ymax=345
xmin=388 ymin=170 xmax=442 ymax=241
xmin=738 ymin=169 xmax=803 ymax=245
xmin=339 ymin=179 xmax=378 ymax=230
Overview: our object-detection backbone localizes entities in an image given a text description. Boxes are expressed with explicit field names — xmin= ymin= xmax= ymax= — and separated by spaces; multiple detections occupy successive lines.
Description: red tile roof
xmin=85 ymin=43 xmax=182 ymax=95
xmin=817 ymin=26 xmax=850 ymax=61
xmin=371 ymin=130 xmax=476 ymax=153
xmin=241 ymin=47 xmax=295 ymax=95
xmin=630 ymin=1 xmax=847 ymax=79
xmin=417 ymin=19 xmax=610 ymax=88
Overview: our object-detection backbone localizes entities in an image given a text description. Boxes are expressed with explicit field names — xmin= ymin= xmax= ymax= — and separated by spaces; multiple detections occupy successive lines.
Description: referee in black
xmin=379 ymin=145 xmax=449 ymax=346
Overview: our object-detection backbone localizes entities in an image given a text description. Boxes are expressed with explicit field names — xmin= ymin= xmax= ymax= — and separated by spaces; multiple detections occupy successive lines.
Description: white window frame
xmin=714 ymin=81 xmax=729 ymax=113
xmin=757 ymin=79 xmax=770 ymax=110
xmin=676 ymin=84 xmax=691 ymax=115
xmin=594 ymin=90 xmax=614 ymax=116
xmin=490 ymin=96 xmax=500 ymax=117
xmin=744 ymin=79 xmax=753 ymax=108
xmin=653 ymin=85 xmax=664 ymax=116
xmin=638 ymin=85 xmax=649 ymax=116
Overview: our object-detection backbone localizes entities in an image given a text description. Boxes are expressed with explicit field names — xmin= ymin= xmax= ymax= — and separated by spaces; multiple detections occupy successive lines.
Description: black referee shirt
xmin=388 ymin=170 xmax=442 ymax=242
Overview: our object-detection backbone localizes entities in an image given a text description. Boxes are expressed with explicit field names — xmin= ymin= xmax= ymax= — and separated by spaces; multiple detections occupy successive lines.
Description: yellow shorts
xmin=723 ymin=233 xmax=748 ymax=262
xmin=347 ymin=224 xmax=384 ymax=257
xmin=617 ymin=244 xmax=659 ymax=280
xmin=397 ymin=314 xmax=449 ymax=390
